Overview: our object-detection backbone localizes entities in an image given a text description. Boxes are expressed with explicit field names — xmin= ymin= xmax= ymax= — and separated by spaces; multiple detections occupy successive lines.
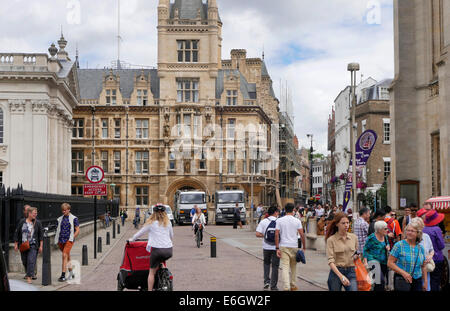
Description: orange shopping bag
xmin=354 ymin=258 xmax=372 ymax=291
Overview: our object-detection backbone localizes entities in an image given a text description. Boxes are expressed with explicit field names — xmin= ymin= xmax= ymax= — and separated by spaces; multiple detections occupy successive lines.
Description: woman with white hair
xmin=410 ymin=217 xmax=434 ymax=291
xmin=388 ymin=222 xmax=428 ymax=291
xmin=363 ymin=220 xmax=390 ymax=291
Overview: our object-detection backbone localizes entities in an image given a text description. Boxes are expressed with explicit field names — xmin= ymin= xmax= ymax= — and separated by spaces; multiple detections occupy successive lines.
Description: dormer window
xmin=106 ymin=89 xmax=117 ymax=105
xmin=177 ymin=40 xmax=199 ymax=63
xmin=226 ymin=90 xmax=238 ymax=106
xmin=137 ymin=89 xmax=148 ymax=106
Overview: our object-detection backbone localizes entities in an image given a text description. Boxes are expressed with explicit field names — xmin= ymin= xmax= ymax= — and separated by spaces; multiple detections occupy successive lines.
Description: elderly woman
xmin=387 ymin=222 xmax=428 ymax=291
xmin=363 ymin=221 xmax=390 ymax=291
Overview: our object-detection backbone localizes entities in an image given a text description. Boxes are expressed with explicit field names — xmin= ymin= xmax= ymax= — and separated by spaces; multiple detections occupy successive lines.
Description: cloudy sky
xmin=1 ymin=0 xmax=394 ymax=154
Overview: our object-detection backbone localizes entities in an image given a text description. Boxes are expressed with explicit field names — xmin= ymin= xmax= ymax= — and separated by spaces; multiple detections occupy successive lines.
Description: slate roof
xmin=170 ymin=0 xmax=208 ymax=20
xmin=77 ymin=69 xmax=159 ymax=100
xmin=216 ymin=69 xmax=257 ymax=100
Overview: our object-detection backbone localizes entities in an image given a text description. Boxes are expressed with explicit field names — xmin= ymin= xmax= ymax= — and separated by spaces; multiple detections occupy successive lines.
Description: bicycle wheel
xmin=156 ymin=268 xmax=173 ymax=291
xmin=196 ymin=230 xmax=201 ymax=248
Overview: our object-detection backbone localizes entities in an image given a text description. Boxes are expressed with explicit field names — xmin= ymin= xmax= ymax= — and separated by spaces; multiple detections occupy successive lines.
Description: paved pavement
xmin=8 ymin=222 xmax=326 ymax=291
xmin=204 ymin=224 xmax=329 ymax=290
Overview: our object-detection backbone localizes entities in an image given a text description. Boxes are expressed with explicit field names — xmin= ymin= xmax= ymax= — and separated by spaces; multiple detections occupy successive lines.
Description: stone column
xmin=8 ymin=100 xmax=26 ymax=189
xmin=47 ymin=104 xmax=59 ymax=194
xmin=31 ymin=100 xmax=50 ymax=193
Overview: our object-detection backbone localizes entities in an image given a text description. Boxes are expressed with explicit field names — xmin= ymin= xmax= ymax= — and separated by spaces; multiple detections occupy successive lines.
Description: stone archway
xmin=165 ymin=177 xmax=209 ymax=207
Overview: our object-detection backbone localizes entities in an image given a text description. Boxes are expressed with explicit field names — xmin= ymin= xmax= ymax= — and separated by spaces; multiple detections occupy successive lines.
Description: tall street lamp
xmin=307 ymin=134 xmax=313 ymax=201
xmin=348 ymin=62 xmax=360 ymax=213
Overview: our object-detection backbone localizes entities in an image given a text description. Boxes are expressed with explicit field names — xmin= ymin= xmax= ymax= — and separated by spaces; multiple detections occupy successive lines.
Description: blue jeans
xmin=328 ymin=267 xmax=357 ymax=291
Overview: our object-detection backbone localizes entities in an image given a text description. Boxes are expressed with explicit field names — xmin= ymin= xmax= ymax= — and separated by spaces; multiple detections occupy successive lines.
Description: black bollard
xmin=98 ymin=237 xmax=102 ymax=253
xmin=117 ymin=223 xmax=120 ymax=235
xmin=112 ymin=220 xmax=116 ymax=239
xmin=82 ymin=245 xmax=88 ymax=266
xmin=210 ymin=236 xmax=217 ymax=258
xmin=42 ymin=230 xmax=52 ymax=286
xmin=106 ymin=232 xmax=111 ymax=245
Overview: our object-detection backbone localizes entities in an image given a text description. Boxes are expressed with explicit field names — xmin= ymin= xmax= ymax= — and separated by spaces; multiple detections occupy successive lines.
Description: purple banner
xmin=343 ymin=130 xmax=378 ymax=211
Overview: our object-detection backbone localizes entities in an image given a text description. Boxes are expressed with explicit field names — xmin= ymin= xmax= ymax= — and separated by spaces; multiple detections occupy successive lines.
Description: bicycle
xmin=194 ymin=223 xmax=203 ymax=248
xmin=154 ymin=261 xmax=173 ymax=291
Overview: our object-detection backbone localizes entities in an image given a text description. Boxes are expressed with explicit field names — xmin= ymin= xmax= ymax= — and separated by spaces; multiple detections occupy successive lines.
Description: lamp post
xmin=348 ymin=62 xmax=360 ymax=213
xmin=307 ymin=134 xmax=313 ymax=202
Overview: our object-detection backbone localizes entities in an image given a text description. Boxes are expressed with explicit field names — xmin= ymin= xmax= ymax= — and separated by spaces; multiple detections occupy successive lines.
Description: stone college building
xmin=71 ymin=0 xmax=281 ymax=214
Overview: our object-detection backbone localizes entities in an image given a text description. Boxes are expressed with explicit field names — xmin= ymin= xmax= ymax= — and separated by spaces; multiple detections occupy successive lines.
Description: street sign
xmin=85 ymin=166 xmax=104 ymax=184
xmin=315 ymin=194 xmax=321 ymax=200
xmin=83 ymin=184 xmax=107 ymax=196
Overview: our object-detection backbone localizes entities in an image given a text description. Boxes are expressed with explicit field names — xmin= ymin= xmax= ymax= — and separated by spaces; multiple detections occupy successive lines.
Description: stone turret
xmin=158 ymin=0 xmax=169 ymax=22
xmin=208 ymin=0 xmax=219 ymax=21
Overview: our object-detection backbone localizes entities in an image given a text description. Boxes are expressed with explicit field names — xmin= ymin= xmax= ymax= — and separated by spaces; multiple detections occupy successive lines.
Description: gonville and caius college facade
xmin=71 ymin=0 xmax=282 ymax=218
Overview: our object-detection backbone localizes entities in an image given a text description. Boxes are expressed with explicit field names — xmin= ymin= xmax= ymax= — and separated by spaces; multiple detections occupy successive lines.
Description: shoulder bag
xmin=393 ymin=244 xmax=419 ymax=291
xmin=19 ymin=221 xmax=35 ymax=253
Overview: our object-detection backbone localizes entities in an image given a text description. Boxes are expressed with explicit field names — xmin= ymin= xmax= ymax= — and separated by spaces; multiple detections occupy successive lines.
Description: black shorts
xmin=149 ymin=247 xmax=173 ymax=269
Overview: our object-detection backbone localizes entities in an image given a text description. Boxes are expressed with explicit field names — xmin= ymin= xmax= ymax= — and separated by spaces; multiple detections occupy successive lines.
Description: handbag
xmin=394 ymin=244 xmax=419 ymax=291
xmin=19 ymin=240 xmax=30 ymax=253
xmin=19 ymin=220 xmax=35 ymax=253
xmin=425 ymin=258 xmax=435 ymax=273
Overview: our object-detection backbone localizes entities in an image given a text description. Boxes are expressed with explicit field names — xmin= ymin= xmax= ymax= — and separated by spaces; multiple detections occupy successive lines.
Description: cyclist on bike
xmin=192 ymin=206 xmax=206 ymax=246
xmin=129 ymin=204 xmax=173 ymax=291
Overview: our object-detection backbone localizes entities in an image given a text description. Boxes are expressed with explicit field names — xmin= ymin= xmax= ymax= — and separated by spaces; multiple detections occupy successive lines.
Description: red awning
xmin=426 ymin=196 xmax=450 ymax=210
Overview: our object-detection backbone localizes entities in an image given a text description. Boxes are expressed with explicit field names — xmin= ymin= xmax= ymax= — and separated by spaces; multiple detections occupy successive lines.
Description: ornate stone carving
xmin=8 ymin=100 xmax=26 ymax=113
xmin=31 ymin=100 xmax=51 ymax=114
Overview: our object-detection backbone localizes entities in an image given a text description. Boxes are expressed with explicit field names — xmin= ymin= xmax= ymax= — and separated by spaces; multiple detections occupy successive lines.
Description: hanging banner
xmin=343 ymin=130 xmax=378 ymax=211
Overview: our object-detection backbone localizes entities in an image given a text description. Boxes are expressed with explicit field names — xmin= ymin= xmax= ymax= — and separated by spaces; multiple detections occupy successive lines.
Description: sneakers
xmin=271 ymin=287 xmax=279 ymax=291
xmin=58 ymin=276 xmax=67 ymax=282
xmin=264 ymin=283 xmax=270 ymax=290
xmin=290 ymin=285 xmax=299 ymax=291
xmin=67 ymin=270 xmax=75 ymax=280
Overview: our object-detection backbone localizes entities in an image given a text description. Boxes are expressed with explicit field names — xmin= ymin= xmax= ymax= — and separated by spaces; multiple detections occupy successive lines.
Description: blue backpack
xmin=264 ymin=219 xmax=277 ymax=245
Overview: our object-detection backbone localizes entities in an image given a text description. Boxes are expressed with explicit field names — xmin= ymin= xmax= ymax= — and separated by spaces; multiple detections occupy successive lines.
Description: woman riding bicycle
xmin=129 ymin=204 xmax=173 ymax=291
xmin=192 ymin=207 xmax=206 ymax=246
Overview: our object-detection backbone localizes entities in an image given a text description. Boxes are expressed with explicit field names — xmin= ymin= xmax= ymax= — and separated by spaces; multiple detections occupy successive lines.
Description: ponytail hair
xmin=325 ymin=212 xmax=349 ymax=241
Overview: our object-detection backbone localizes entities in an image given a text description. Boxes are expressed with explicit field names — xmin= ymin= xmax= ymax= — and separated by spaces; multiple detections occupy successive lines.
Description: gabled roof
xmin=216 ymin=69 xmax=257 ymax=100
xmin=77 ymin=69 xmax=160 ymax=100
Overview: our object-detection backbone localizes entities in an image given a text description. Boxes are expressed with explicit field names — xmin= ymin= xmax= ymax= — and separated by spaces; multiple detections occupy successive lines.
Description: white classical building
xmin=312 ymin=159 xmax=324 ymax=197
xmin=333 ymin=77 xmax=377 ymax=208
xmin=0 ymin=34 xmax=80 ymax=195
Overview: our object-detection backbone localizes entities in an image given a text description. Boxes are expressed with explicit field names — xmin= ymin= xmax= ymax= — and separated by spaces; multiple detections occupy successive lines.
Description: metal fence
xmin=0 ymin=184 xmax=119 ymax=267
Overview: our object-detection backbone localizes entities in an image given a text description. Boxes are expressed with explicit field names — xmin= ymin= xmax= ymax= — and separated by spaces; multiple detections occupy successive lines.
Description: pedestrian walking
xmin=256 ymin=206 xmax=280 ymax=291
xmin=14 ymin=207 xmax=44 ymax=284
xmin=368 ymin=208 xmax=387 ymax=235
xmin=325 ymin=212 xmax=359 ymax=291
xmin=275 ymin=203 xmax=306 ymax=291
xmin=410 ymin=217 xmax=434 ymax=291
xmin=387 ymin=222 xmax=427 ymax=291
xmin=354 ymin=207 xmax=371 ymax=255
xmin=120 ymin=209 xmax=128 ymax=226
xmin=384 ymin=206 xmax=402 ymax=249
xmin=256 ymin=203 xmax=264 ymax=224
xmin=233 ymin=203 xmax=242 ymax=229
xmin=422 ymin=210 xmax=446 ymax=291
xmin=55 ymin=203 xmax=80 ymax=282
xmin=363 ymin=221 xmax=390 ymax=291
xmin=134 ymin=207 xmax=141 ymax=229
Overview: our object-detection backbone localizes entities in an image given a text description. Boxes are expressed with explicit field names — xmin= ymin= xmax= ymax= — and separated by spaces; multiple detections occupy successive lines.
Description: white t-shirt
xmin=131 ymin=220 xmax=173 ymax=251
xmin=256 ymin=216 xmax=277 ymax=250
xmin=316 ymin=208 xmax=324 ymax=217
xmin=276 ymin=215 xmax=303 ymax=248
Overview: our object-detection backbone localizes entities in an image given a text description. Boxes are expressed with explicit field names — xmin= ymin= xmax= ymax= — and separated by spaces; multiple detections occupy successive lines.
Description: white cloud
xmin=0 ymin=0 xmax=394 ymax=154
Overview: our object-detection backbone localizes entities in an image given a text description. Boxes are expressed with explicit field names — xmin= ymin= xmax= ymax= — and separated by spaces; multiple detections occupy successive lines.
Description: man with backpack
xmin=275 ymin=203 xmax=306 ymax=291
xmin=256 ymin=205 xmax=280 ymax=291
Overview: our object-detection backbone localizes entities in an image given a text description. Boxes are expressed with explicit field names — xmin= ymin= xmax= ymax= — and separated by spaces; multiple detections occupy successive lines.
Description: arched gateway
xmin=165 ymin=178 xmax=209 ymax=207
